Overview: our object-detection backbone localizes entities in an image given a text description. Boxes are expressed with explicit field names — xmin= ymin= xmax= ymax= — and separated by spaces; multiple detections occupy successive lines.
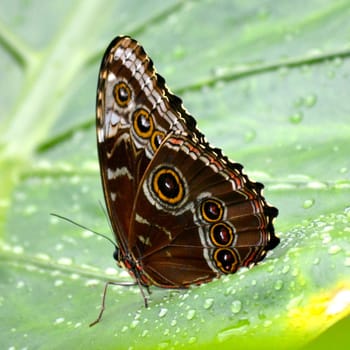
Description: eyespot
xmin=152 ymin=167 xmax=185 ymax=205
xmin=200 ymin=198 xmax=224 ymax=223
xmin=151 ymin=130 xmax=165 ymax=151
xmin=210 ymin=222 xmax=234 ymax=247
xmin=132 ymin=108 xmax=153 ymax=138
xmin=213 ymin=248 xmax=238 ymax=273
xmin=113 ymin=81 xmax=131 ymax=107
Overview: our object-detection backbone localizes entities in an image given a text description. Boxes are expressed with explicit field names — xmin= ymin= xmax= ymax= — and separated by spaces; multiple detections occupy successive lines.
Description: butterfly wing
xmin=129 ymin=132 xmax=279 ymax=287
xmin=96 ymin=35 xmax=279 ymax=287
xmin=96 ymin=36 xmax=197 ymax=254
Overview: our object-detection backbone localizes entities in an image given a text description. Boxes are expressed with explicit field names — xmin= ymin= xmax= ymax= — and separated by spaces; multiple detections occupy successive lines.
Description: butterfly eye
xmin=151 ymin=130 xmax=165 ymax=151
xmin=210 ymin=223 xmax=234 ymax=247
xmin=132 ymin=109 xmax=154 ymax=138
xmin=214 ymin=248 xmax=238 ymax=273
xmin=201 ymin=198 xmax=224 ymax=223
xmin=152 ymin=167 xmax=184 ymax=205
xmin=113 ymin=81 xmax=131 ymax=107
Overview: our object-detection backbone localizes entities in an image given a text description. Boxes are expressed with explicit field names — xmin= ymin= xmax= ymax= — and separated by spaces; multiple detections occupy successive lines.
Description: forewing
xmin=96 ymin=36 xmax=196 ymax=251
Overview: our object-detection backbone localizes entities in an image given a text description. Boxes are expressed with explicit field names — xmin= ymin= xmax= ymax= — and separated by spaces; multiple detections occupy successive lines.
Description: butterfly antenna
xmin=50 ymin=213 xmax=117 ymax=249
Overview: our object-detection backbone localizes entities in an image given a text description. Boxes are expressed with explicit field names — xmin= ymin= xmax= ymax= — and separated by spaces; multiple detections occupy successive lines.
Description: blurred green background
xmin=0 ymin=1 xmax=349 ymax=349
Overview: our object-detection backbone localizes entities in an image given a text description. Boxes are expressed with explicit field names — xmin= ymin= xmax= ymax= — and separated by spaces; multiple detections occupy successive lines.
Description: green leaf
xmin=1 ymin=1 xmax=349 ymax=349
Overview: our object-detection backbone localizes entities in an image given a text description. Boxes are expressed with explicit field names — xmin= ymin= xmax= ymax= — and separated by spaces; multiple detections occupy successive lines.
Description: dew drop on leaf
xmin=203 ymin=298 xmax=214 ymax=310
xmin=158 ymin=308 xmax=168 ymax=318
xmin=274 ymin=279 xmax=283 ymax=291
xmin=186 ymin=309 xmax=196 ymax=320
xmin=188 ymin=336 xmax=197 ymax=344
xmin=130 ymin=319 xmax=139 ymax=329
xmin=328 ymin=245 xmax=341 ymax=255
xmin=313 ymin=257 xmax=320 ymax=265
xmin=263 ymin=320 xmax=273 ymax=327
xmin=304 ymin=94 xmax=317 ymax=107
xmin=332 ymin=57 xmax=343 ymax=67
xmin=281 ymin=265 xmax=290 ymax=274
xmin=231 ymin=300 xmax=242 ymax=314
xmin=303 ymin=199 xmax=315 ymax=209
xmin=289 ymin=111 xmax=303 ymax=124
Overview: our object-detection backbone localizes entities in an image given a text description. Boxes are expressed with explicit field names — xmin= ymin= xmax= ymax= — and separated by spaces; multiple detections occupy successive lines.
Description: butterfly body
xmin=96 ymin=36 xmax=279 ymax=291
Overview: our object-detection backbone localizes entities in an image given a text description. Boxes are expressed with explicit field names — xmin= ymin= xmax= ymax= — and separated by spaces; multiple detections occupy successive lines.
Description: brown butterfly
xmin=92 ymin=35 xmax=279 ymax=325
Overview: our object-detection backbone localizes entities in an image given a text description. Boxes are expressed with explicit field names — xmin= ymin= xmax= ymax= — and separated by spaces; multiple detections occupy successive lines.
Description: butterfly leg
xmin=89 ymin=280 xmax=136 ymax=327
xmin=134 ymin=276 xmax=150 ymax=308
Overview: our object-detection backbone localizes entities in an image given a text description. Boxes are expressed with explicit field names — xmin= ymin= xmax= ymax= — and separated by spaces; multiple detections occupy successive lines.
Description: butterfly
xmin=92 ymin=35 xmax=279 ymax=325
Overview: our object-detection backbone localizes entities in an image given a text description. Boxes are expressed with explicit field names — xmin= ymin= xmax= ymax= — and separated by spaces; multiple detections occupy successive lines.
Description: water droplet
xmin=313 ymin=257 xmax=320 ymax=265
xmin=344 ymin=257 xmax=350 ymax=267
xmin=328 ymin=245 xmax=341 ymax=255
xmin=332 ymin=57 xmax=343 ymax=67
xmin=130 ymin=319 xmax=139 ymax=329
xmin=141 ymin=329 xmax=149 ymax=337
xmin=186 ymin=309 xmax=196 ymax=320
xmin=274 ymin=279 xmax=283 ymax=291
xmin=158 ymin=308 xmax=168 ymax=318
xmin=281 ymin=265 xmax=290 ymax=274
xmin=304 ymin=94 xmax=317 ymax=107
xmin=13 ymin=245 xmax=24 ymax=254
xmin=231 ymin=300 xmax=242 ymax=314
xmin=267 ymin=264 xmax=275 ymax=273
xmin=291 ymin=268 xmax=299 ymax=277
xmin=289 ymin=111 xmax=303 ymax=124
xmin=323 ymin=225 xmax=334 ymax=233
xmin=85 ymin=279 xmax=99 ymax=287
xmin=58 ymin=257 xmax=72 ymax=265
xmin=251 ymin=279 xmax=257 ymax=286
xmin=54 ymin=317 xmax=65 ymax=325
xmin=54 ymin=279 xmax=63 ymax=287
xmin=163 ymin=328 xmax=170 ymax=336
xmin=16 ymin=281 xmax=25 ymax=288
xmin=24 ymin=204 xmax=37 ymax=215
xmin=322 ymin=233 xmax=332 ymax=244
xmin=203 ymin=298 xmax=214 ymax=310
xmin=188 ymin=336 xmax=197 ymax=344
xmin=170 ymin=319 xmax=177 ymax=327
xmin=303 ymin=199 xmax=315 ymax=209
xmin=225 ymin=286 xmax=236 ymax=296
